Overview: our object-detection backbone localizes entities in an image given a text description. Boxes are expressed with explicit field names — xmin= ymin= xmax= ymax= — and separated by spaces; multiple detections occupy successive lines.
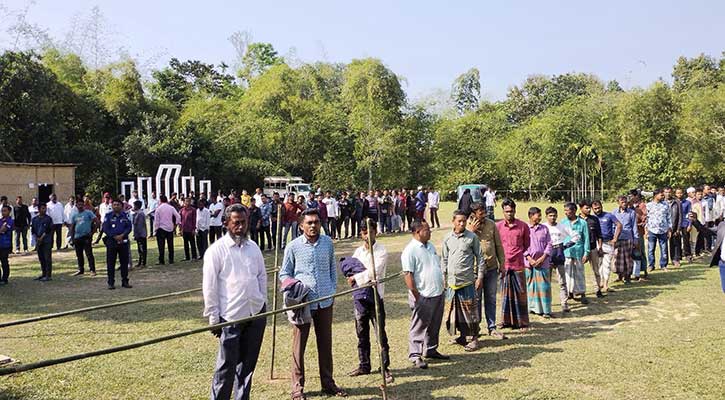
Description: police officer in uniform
xmin=102 ymin=198 xmax=133 ymax=290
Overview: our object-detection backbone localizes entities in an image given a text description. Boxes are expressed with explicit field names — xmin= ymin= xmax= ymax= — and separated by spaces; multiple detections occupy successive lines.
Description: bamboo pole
xmin=269 ymin=203 xmax=283 ymax=380
xmin=365 ymin=218 xmax=389 ymax=399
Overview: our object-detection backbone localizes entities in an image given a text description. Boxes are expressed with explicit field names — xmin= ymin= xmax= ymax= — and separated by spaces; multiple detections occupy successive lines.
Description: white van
xmin=263 ymin=176 xmax=312 ymax=199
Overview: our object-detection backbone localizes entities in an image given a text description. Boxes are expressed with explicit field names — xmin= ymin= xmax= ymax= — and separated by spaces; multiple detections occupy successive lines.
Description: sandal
xmin=464 ymin=341 xmax=478 ymax=352
xmin=291 ymin=392 xmax=307 ymax=400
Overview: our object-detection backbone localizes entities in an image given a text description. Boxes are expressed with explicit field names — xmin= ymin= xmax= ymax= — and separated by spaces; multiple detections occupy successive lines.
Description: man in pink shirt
xmin=153 ymin=194 xmax=180 ymax=265
xmin=495 ymin=199 xmax=531 ymax=330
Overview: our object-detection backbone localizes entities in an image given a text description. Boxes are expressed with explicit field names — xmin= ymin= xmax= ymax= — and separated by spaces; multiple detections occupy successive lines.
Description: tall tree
xmin=451 ymin=67 xmax=480 ymax=115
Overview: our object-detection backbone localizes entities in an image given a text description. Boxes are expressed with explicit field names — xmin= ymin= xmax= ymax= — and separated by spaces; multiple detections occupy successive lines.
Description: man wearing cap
xmin=102 ymin=199 xmax=133 ymax=289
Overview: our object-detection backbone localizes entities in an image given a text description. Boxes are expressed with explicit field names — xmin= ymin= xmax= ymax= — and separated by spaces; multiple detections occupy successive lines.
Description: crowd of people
xmin=2 ymin=183 xmax=725 ymax=400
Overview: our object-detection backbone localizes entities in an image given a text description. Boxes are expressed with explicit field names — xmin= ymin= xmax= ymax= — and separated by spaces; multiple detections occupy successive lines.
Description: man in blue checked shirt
xmin=646 ymin=189 xmax=672 ymax=272
xmin=280 ymin=208 xmax=347 ymax=400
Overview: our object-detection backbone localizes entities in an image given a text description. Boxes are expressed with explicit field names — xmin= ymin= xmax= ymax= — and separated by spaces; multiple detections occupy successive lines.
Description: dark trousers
xmin=209 ymin=226 xmax=223 ymax=243
xmin=197 ymin=229 xmax=209 ymax=258
xmin=339 ymin=216 xmax=350 ymax=238
xmin=52 ymin=224 xmax=63 ymax=250
xmin=250 ymin=228 xmax=259 ymax=245
xmin=271 ymin=220 xmax=279 ymax=247
xmin=328 ymin=217 xmax=337 ymax=239
xmin=106 ymin=241 xmax=129 ymax=287
xmin=486 ymin=206 xmax=495 ymax=221
xmin=148 ymin=215 xmax=155 ymax=237
xmin=14 ymin=226 xmax=28 ymax=251
xmin=136 ymin=238 xmax=147 ymax=266
xmin=407 ymin=293 xmax=443 ymax=360
xmin=0 ymin=247 xmax=10 ymax=282
xmin=351 ymin=216 xmax=362 ymax=237
xmin=211 ymin=308 xmax=266 ymax=400
xmin=73 ymin=235 xmax=96 ymax=273
xmin=183 ymin=231 xmax=198 ymax=260
xmin=429 ymin=207 xmax=440 ymax=228
xmin=291 ymin=305 xmax=335 ymax=394
xmin=354 ymin=297 xmax=390 ymax=371
xmin=669 ymin=232 xmax=683 ymax=263
xmin=37 ymin=241 xmax=53 ymax=278
xmin=681 ymin=228 xmax=691 ymax=257
xmin=406 ymin=213 xmax=414 ymax=230
xmin=156 ymin=229 xmax=174 ymax=264
xmin=258 ymin=225 xmax=272 ymax=250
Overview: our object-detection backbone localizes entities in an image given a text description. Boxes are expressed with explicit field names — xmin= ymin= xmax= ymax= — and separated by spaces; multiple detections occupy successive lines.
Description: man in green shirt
xmin=442 ymin=210 xmax=485 ymax=351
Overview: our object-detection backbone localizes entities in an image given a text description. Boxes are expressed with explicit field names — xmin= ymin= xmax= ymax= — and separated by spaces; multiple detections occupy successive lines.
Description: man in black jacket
xmin=13 ymin=196 xmax=31 ymax=254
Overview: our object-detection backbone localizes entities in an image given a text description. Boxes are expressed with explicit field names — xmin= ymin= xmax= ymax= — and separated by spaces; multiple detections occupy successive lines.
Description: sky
xmin=1 ymin=0 xmax=724 ymax=102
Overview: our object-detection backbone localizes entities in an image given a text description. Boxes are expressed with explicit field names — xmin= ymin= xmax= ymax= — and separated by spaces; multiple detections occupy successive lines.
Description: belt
xmin=552 ymin=244 xmax=563 ymax=249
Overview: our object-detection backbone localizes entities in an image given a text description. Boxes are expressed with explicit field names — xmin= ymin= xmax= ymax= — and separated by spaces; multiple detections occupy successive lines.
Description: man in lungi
xmin=611 ymin=196 xmax=638 ymax=283
xmin=562 ymin=202 xmax=591 ymax=305
xmin=442 ymin=210 xmax=485 ymax=351
xmin=495 ymin=199 xmax=531 ymax=330
xmin=592 ymin=200 xmax=622 ymax=294
xmin=524 ymin=207 xmax=553 ymax=318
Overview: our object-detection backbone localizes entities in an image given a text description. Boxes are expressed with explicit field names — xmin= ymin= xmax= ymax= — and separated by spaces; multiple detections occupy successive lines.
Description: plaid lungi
xmin=526 ymin=267 xmax=552 ymax=315
xmin=445 ymin=284 xmax=480 ymax=336
xmin=500 ymin=269 xmax=529 ymax=329
xmin=614 ymin=240 xmax=634 ymax=277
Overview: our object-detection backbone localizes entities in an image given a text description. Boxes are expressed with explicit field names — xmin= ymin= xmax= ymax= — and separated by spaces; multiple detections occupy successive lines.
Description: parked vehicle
xmin=456 ymin=184 xmax=487 ymax=203
xmin=263 ymin=176 xmax=312 ymax=198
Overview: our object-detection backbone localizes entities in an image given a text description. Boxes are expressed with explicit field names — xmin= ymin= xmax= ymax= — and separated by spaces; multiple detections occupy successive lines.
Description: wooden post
xmin=366 ymin=218 xmax=388 ymax=399
xmin=269 ymin=204 xmax=283 ymax=380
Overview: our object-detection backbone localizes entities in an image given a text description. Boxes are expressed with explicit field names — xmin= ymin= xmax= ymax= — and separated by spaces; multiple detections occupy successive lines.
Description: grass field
xmin=1 ymin=201 xmax=724 ymax=400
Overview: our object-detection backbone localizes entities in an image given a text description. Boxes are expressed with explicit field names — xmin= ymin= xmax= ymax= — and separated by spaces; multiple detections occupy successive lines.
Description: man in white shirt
xmin=63 ymin=196 xmax=76 ymax=249
xmin=95 ymin=193 xmax=113 ymax=245
xmin=146 ymin=191 xmax=158 ymax=238
xmin=209 ymin=197 xmax=225 ymax=243
xmin=346 ymin=219 xmax=393 ymax=383
xmin=484 ymin=188 xmax=496 ymax=221
xmin=129 ymin=190 xmax=144 ymax=210
xmin=203 ymin=203 xmax=267 ymax=400
xmin=427 ymin=188 xmax=440 ymax=229
xmin=322 ymin=191 xmax=339 ymax=240
xmin=46 ymin=194 xmax=65 ymax=251
xmin=196 ymin=199 xmax=211 ymax=258
xmin=544 ymin=206 xmax=579 ymax=313
xmin=28 ymin=197 xmax=39 ymax=249
xmin=253 ymin=188 xmax=263 ymax=209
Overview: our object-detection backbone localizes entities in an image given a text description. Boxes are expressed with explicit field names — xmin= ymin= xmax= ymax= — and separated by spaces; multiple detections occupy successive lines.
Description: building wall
xmin=0 ymin=165 xmax=76 ymax=202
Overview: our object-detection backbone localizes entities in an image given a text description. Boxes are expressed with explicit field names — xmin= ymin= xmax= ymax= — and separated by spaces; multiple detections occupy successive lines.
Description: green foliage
xmin=451 ymin=67 xmax=480 ymax=115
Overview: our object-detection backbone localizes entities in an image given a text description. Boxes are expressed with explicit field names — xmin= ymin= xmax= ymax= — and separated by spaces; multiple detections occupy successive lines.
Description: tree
xmin=451 ymin=67 xmax=480 ymax=115
xmin=239 ymin=42 xmax=282 ymax=84
xmin=150 ymin=58 xmax=235 ymax=110
xmin=342 ymin=58 xmax=406 ymax=189
xmin=672 ymin=53 xmax=723 ymax=92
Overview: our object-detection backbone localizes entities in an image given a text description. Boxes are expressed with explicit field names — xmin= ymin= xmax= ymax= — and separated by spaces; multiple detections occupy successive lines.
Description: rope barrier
xmin=0 ymin=267 xmax=280 ymax=329
xmin=0 ymin=271 xmax=404 ymax=376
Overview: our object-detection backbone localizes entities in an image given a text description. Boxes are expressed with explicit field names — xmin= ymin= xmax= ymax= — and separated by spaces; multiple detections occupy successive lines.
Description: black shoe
xmin=580 ymin=296 xmax=589 ymax=304
xmin=425 ymin=350 xmax=450 ymax=360
xmin=72 ymin=271 xmax=84 ymax=277
xmin=412 ymin=358 xmax=428 ymax=369
xmin=108 ymin=284 xmax=115 ymax=290
xmin=347 ymin=367 xmax=371 ymax=377
xmin=39 ymin=276 xmax=51 ymax=282
xmin=121 ymin=282 xmax=133 ymax=289
xmin=33 ymin=275 xmax=44 ymax=281
xmin=596 ymin=290 xmax=604 ymax=298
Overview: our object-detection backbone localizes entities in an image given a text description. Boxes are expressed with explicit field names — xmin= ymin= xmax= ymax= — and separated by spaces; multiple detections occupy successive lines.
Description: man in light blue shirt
xmin=69 ymin=200 xmax=98 ymax=276
xmin=279 ymin=208 xmax=346 ymax=399
xmin=646 ymin=189 xmax=672 ymax=271
xmin=402 ymin=220 xmax=448 ymax=369
xmin=146 ymin=191 xmax=158 ymax=238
